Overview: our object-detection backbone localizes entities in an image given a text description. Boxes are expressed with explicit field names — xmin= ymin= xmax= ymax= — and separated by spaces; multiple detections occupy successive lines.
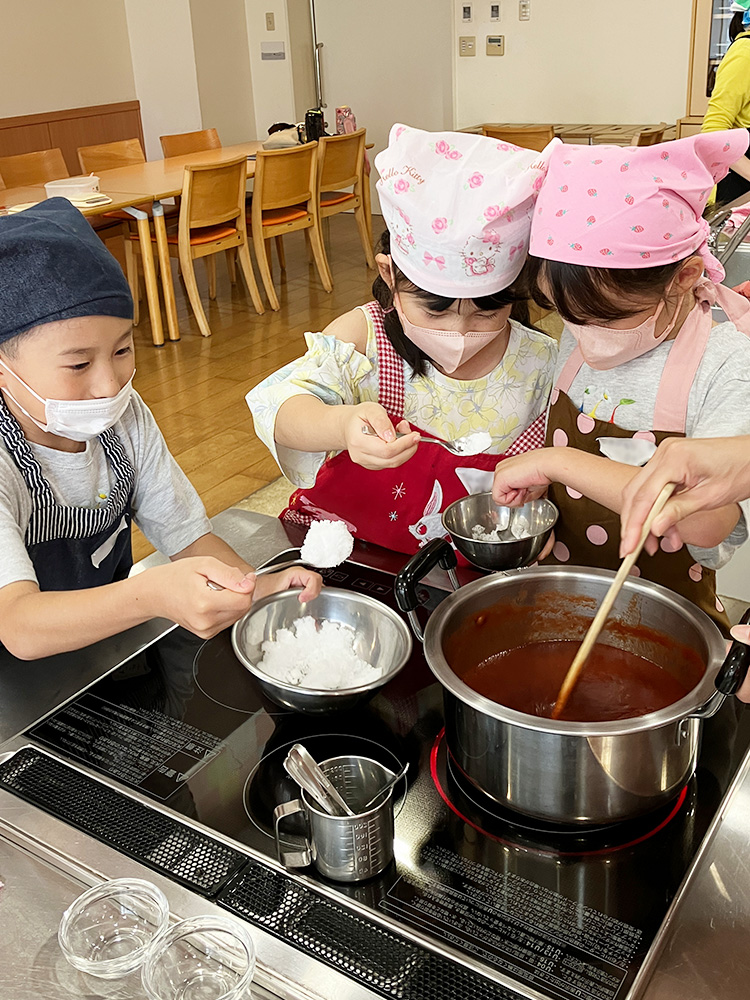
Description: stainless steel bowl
xmin=231 ymin=588 xmax=413 ymax=713
xmin=441 ymin=494 xmax=558 ymax=571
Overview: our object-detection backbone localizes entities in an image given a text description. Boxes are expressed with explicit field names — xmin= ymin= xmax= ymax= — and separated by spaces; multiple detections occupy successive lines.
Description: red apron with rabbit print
xmin=280 ymin=302 xmax=546 ymax=555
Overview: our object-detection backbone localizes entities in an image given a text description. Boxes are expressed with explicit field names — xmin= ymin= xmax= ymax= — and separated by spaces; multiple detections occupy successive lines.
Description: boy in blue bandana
xmin=0 ymin=199 xmax=319 ymax=659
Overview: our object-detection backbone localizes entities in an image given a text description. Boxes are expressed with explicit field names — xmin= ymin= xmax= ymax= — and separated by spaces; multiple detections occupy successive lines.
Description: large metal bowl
xmin=231 ymin=587 xmax=413 ymax=713
xmin=441 ymin=493 xmax=558 ymax=571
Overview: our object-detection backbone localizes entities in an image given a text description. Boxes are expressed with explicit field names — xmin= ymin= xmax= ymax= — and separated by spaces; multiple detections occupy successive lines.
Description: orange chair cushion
xmin=258 ymin=205 xmax=308 ymax=226
xmin=321 ymin=191 xmax=355 ymax=207
xmin=130 ymin=222 xmax=237 ymax=245
xmin=166 ymin=223 xmax=238 ymax=245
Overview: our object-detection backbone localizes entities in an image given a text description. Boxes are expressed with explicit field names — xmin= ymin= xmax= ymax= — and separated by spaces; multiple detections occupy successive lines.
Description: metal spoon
xmin=361 ymin=761 xmax=409 ymax=811
xmin=361 ymin=424 xmax=492 ymax=457
xmin=284 ymin=754 xmax=341 ymax=816
xmin=284 ymin=744 xmax=354 ymax=816
xmin=206 ymin=557 xmax=306 ymax=591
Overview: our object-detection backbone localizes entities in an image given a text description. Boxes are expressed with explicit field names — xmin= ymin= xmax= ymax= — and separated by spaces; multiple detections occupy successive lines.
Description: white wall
xmin=124 ymin=0 xmax=202 ymax=160
xmin=313 ymin=0 xmax=455 ymax=213
xmin=190 ymin=0 xmax=257 ymax=145
xmin=453 ymin=0 xmax=694 ymax=128
xmin=0 ymin=0 xmax=135 ymax=116
xmin=245 ymin=0 xmax=298 ymax=132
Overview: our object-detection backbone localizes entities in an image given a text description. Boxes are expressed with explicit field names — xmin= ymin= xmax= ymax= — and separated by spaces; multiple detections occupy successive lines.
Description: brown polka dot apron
xmin=544 ymin=299 xmax=731 ymax=634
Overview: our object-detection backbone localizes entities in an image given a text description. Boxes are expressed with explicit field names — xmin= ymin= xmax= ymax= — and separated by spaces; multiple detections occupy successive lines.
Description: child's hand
xmin=344 ymin=402 xmax=420 ymax=470
xmin=139 ymin=557 xmax=256 ymax=639
xmin=492 ymin=450 xmax=553 ymax=507
xmin=253 ymin=567 xmax=322 ymax=603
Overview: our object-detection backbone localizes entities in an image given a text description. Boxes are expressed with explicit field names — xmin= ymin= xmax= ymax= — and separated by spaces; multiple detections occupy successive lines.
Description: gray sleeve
xmin=127 ymin=396 xmax=212 ymax=557
xmin=0 ymin=456 xmax=37 ymax=590
xmin=686 ymin=352 xmax=750 ymax=570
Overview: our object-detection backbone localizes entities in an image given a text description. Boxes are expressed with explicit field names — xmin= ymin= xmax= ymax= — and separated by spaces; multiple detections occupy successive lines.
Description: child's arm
xmin=274 ymin=395 xmax=420 ymax=470
xmin=0 ymin=533 xmax=322 ymax=661
xmin=0 ymin=556 xmax=254 ymax=660
xmin=492 ymin=448 xmax=741 ymax=549
xmin=173 ymin=531 xmax=322 ymax=602
xmin=249 ymin=307 xmax=419 ymax=472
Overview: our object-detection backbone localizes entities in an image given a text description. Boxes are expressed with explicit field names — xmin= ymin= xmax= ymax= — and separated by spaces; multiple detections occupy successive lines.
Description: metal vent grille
xmin=0 ymin=747 xmax=245 ymax=896
xmin=220 ymin=862 xmax=526 ymax=1000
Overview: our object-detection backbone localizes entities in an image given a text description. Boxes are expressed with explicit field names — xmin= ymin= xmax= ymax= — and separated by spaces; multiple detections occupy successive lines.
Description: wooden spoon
xmin=551 ymin=482 xmax=675 ymax=720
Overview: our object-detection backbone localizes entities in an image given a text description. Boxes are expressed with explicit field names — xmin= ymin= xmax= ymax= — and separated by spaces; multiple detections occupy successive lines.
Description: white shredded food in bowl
xmin=255 ymin=616 xmax=384 ymax=689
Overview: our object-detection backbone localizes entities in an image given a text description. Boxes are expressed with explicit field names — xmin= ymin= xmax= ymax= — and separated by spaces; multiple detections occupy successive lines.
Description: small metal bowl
xmin=231 ymin=587 xmax=413 ymax=713
xmin=442 ymin=494 xmax=558 ymax=572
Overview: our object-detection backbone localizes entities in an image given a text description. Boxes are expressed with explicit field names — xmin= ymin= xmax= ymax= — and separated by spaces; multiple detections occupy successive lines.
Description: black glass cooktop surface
xmin=26 ymin=558 xmax=750 ymax=1000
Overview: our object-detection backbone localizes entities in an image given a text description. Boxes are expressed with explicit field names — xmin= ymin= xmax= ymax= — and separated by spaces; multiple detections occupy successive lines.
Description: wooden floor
xmin=124 ymin=216 xmax=379 ymax=561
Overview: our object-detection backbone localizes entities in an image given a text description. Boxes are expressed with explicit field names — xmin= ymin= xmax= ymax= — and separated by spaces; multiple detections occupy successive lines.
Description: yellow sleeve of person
xmin=702 ymin=28 xmax=750 ymax=205
xmin=703 ymin=31 xmax=750 ymax=133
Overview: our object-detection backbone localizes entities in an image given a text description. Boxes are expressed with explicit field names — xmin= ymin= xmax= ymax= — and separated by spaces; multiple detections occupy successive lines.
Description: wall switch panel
xmin=519 ymin=0 xmax=530 ymax=20
xmin=459 ymin=35 xmax=476 ymax=56
xmin=490 ymin=3 xmax=501 ymax=20
xmin=265 ymin=11 xmax=275 ymax=31
xmin=462 ymin=4 xmax=473 ymax=22
xmin=486 ymin=34 xmax=504 ymax=55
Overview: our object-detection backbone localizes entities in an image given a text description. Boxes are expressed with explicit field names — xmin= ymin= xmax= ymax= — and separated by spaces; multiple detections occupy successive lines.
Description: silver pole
xmin=309 ymin=0 xmax=325 ymax=108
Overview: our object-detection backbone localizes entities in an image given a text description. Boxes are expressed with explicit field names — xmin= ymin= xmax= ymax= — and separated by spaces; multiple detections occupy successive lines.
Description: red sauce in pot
xmin=459 ymin=640 xmax=699 ymax=722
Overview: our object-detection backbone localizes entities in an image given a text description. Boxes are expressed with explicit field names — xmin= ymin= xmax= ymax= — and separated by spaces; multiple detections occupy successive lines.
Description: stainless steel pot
xmin=396 ymin=540 xmax=750 ymax=825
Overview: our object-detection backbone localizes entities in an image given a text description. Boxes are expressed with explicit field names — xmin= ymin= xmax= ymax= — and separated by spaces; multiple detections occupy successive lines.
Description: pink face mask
xmin=393 ymin=293 xmax=505 ymax=375
xmin=566 ymin=293 xmax=686 ymax=371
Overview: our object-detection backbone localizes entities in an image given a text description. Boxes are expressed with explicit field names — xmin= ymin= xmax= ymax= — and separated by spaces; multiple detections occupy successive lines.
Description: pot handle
xmin=273 ymin=799 xmax=312 ymax=868
xmin=715 ymin=607 xmax=750 ymax=697
xmin=394 ymin=539 xmax=459 ymax=642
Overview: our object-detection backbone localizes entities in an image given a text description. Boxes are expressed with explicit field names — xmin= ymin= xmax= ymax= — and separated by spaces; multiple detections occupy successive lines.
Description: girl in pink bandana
xmin=492 ymin=129 xmax=750 ymax=631
xmin=247 ymin=124 xmax=558 ymax=555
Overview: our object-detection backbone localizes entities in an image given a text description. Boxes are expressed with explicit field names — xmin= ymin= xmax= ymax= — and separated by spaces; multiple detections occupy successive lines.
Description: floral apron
xmin=280 ymin=302 xmax=546 ymax=555
xmin=543 ymin=298 xmax=731 ymax=633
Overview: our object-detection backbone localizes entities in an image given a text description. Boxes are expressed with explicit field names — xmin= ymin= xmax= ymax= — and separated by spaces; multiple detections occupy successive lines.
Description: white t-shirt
xmin=555 ymin=321 xmax=750 ymax=569
xmin=0 ymin=390 xmax=211 ymax=591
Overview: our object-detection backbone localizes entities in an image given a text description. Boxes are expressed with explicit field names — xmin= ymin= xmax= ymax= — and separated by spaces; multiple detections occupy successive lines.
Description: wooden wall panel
xmin=0 ymin=102 xmax=143 ymax=177
xmin=49 ymin=109 xmax=144 ymax=174
xmin=0 ymin=123 xmax=52 ymax=158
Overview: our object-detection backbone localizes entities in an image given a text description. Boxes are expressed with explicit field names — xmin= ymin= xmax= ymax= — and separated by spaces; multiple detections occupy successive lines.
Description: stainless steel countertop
xmin=1 ymin=508 xmax=750 ymax=999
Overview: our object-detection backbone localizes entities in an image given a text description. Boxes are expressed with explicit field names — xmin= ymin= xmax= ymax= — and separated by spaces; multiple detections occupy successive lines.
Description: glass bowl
xmin=141 ymin=914 xmax=256 ymax=1000
xmin=58 ymin=877 xmax=170 ymax=979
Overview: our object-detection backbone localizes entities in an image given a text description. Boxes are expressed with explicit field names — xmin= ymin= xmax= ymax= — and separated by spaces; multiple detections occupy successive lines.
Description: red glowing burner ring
xmin=430 ymin=728 xmax=687 ymax=857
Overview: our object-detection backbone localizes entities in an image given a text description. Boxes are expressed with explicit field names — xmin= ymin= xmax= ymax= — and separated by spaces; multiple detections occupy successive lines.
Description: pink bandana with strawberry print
xmin=529 ymin=129 xmax=750 ymax=281
xmin=375 ymin=123 xmax=557 ymax=298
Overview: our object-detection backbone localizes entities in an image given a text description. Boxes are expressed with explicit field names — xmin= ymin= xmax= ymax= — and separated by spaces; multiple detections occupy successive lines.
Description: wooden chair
xmin=249 ymin=143 xmax=332 ymax=311
xmin=77 ymin=137 xmax=146 ymax=173
xmin=129 ymin=155 xmax=263 ymax=337
xmin=0 ymin=147 xmax=68 ymax=187
xmin=316 ymin=128 xmax=375 ymax=275
xmin=159 ymin=128 xmax=221 ymax=158
xmin=0 ymin=147 xmax=123 ymax=241
xmin=632 ymin=122 xmax=667 ymax=146
xmin=481 ymin=125 xmax=555 ymax=152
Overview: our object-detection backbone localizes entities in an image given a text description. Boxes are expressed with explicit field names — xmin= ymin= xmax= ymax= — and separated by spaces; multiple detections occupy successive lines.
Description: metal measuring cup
xmin=274 ymin=755 xmax=396 ymax=882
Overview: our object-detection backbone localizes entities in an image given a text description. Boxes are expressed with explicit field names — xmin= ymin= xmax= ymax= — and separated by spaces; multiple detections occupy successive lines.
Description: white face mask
xmin=0 ymin=359 xmax=134 ymax=442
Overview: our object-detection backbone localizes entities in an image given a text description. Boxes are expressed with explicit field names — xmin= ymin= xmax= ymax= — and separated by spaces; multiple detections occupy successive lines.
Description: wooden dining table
xmin=0 ymin=184 xmax=170 ymax=345
xmin=97 ymin=141 xmax=264 ymax=343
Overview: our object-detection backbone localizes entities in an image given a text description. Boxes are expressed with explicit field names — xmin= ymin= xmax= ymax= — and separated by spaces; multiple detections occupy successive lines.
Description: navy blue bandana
xmin=0 ymin=197 xmax=133 ymax=346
